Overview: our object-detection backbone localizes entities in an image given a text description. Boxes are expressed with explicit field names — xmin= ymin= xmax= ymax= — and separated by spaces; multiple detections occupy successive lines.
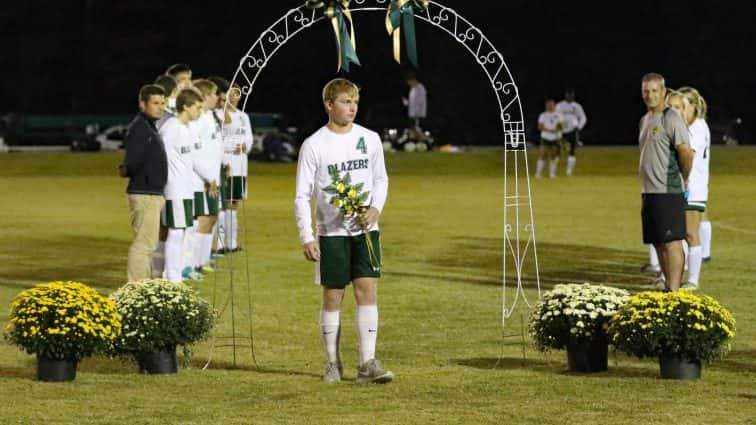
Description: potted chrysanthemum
xmin=608 ymin=290 xmax=735 ymax=380
xmin=529 ymin=283 xmax=630 ymax=372
xmin=5 ymin=281 xmax=121 ymax=382
xmin=109 ymin=279 xmax=215 ymax=374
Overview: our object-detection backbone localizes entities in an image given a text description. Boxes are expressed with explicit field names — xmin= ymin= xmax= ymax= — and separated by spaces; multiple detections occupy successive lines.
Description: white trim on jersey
xmin=294 ymin=124 xmax=389 ymax=244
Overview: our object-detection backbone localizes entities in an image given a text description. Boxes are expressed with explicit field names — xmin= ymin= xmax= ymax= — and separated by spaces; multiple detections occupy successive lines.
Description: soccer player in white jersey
xmin=678 ymin=87 xmax=710 ymax=289
xmin=155 ymin=74 xmax=179 ymax=129
xmin=535 ymin=99 xmax=564 ymax=178
xmin=294 ymin=78 xmax=393 ymax=384
xmin=166 ymin=63 xmax=193 ymax=90
xmin=159 ymin=89 xmax=204 ymax=283
xmin=556 ymin=89 xmax=587 ymax=176
xmin=220 ymin=84 xmax=253 ymax=253
xmin=189 ymin=79 xmax=223 ymax=272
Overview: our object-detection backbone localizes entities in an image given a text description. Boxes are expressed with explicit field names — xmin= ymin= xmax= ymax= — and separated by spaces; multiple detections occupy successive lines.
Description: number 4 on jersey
xmin=356 ymin=137 xmax=367 ymax=154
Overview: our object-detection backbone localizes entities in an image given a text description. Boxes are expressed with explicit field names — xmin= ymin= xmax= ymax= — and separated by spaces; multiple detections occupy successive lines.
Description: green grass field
xmin=0 ymin=147 xmax=754 ymax=425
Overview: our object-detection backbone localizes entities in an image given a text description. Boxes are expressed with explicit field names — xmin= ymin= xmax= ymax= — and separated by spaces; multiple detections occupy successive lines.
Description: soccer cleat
xmin=640 ymin=263 xmax=661 ymax=274
xmin=356 ymin=359 xmax=394 ymax=384
xmin=681 ymin=282 xmax=699 ymax=291
xmin=322 ymin=362 xmax=342 ymax=383
xmin=702 ymin=256 xmax=711 ymax=263
xmin=643 ymin=277 xmax=666 ymax=291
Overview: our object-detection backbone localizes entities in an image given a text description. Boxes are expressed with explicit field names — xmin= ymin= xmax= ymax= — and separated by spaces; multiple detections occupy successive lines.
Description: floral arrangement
xmin=324 ymin=168 xmax=379 ymax=267
xmin=109 ymin=279 xmax=215 ymax=356
xmin=608 ymin=290 xmax=735 ymax=362
xmin=529 ymin=283 xmax=630 ymax=352
xmin=5 ymin=281 xmax=121 ymax=361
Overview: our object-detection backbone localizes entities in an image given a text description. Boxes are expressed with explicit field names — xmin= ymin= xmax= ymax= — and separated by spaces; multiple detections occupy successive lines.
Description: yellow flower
xmin=347 ymin=189 xmax=357 ymax=199
xmin=332 ymin=198 xmax=343 ymax=208
xmin=336 ymin=183 xmax=345 ymax=193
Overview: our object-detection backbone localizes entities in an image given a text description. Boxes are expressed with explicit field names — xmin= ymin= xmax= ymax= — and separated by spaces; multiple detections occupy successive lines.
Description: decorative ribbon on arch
xmin=306 ymin=0 xmax=361 ymax=72
xmin=385 ymin=0 xmax=429 ymax=67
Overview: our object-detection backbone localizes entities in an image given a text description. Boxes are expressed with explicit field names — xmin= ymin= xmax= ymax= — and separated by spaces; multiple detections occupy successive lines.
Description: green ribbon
xmin=385 ymin=0 xmax=428 ymax=67
xmin=307 ymin=0 xmax=361 ymax=72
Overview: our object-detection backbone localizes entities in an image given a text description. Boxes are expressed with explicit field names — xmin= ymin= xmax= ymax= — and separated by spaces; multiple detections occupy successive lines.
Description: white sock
xmin=165 ymin=228 xmax=185 ymax=283
xmin=648 ymin=244 xmax=659 ymax=267
xmin=682 ymin=240 xmax=689 ymax=271
xmin=320 ymin=310 xmax=341 ymax=364
xmin=198 ymin=232 xmax=213 ymax=266
xmin=215 ymin=211 xmax=226 ymax=251
xmin=356 ymin=305 xmax=378 ymax=366
xmin=700 ymin=220 xmax=712 ymax=258
xmin=151 ymin=241 xmax=165 ymax=278
xmin=535 ymin=159 xmax=545 ymax=177
xmin=549 ymin=159 xmax=558 ymax=178
xmin=194 ymin=232 xmax=212 ymax=268
xmin=230 ymin=210 xmax=239 ymax=250
xmin=687 ymin=246 xmax=703 ymax=286
xmin=182 ymin=221 xmax=197 ymax=269
xmin=566 ymin=155 xmax=576 ymax=176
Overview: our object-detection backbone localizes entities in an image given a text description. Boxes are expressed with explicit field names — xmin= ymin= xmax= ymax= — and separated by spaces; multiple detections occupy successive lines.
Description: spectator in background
xmin=122 ymin=84 xmax=168 ymax=282
xmin=556 ymin=89 xmax=587 ymax=176
xmin=638 ymin=73 xmax=694 ymax=292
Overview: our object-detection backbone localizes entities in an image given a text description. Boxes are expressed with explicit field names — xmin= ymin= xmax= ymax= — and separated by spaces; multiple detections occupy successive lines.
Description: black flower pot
xmin=137 ymin=346 xmax=178 ymax=375
xmin=566 ymin=338 xmax=608 ymax=373
xmin=37 ymin=354 xmax=77 ymax=382
xmin=659 ymin=352 xmax=701 ymax=380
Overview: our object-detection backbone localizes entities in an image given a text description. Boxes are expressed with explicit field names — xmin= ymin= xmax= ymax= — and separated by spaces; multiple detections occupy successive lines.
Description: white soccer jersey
xmin=687 ymin=118 xmax=711 ymax=202
xmin=188 ymin=112 xmax=222 ymax=191
xmin=556 ymin=100 xmax=587 ymax=133
xmin=294 ymin=124 xmax=389 ymax=244
xmin=159 ymin=117 xmax=195 ymax=200
xmin=538 ymin=111 xmax=564 ymax=141
xmin=222 ymin=110 xmax=253 ymax=177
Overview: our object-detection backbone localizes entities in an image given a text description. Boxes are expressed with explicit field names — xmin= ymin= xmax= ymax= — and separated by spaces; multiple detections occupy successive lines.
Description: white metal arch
xmin=228 ymin=0 xmax=540 ymax=325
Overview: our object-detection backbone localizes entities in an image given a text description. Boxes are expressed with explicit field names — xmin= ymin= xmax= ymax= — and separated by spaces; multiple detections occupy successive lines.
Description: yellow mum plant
xmin=608 ymin=290 xmax=736 ymax=362
xmin=5 ymin=281 xmax=121 ymax=361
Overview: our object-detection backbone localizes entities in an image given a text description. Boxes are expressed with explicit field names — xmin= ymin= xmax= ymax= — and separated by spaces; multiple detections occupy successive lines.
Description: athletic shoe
xmin=681 ymin=282 xmax=699 ymax=291
xmin=643 ymin=277 xmax=666 ymax=291
xmin=182 ymin=267 xmax=204 ymax=281
xmin=322 ymin=361 xmax=342 ymax=383
xmin=356 ymin=359 xmax=394 ymax=384
xmin=702 ymin=256 xmax=711 ymax=263
xmin=640 ymin=263 xmax=661 ymax=274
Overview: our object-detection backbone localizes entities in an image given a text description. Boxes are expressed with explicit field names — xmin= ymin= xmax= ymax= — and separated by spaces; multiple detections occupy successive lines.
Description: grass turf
xmin=0 ymin=147 xmax=754 ymax=425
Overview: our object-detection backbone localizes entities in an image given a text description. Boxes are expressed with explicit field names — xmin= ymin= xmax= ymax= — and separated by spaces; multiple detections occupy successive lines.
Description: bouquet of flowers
xmin=5 ymin=281 xmax=121 ymax=361
xmin=324 ymin=168 xmax=380 ymax=268
xmin=109 ymin=279 xmax=216 ymax=356
xmin=529 ymin=283 xmax=630 ymax=352
xmin=608 ymin=290 xmax=735 ymax=362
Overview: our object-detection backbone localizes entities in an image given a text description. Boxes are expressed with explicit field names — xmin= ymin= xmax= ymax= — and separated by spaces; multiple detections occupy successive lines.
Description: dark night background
xmin=2 ymin=0 xmax=755 ymax=145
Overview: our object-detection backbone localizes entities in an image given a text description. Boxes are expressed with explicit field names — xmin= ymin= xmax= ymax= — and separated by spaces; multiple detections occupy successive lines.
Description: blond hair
xmin=678 ymin=86 xmax=707 ymax=120
xmin=322 ymin=78 xmax=359 ymax=105
xmin=192 ymin=79 xmax=218 ymax=97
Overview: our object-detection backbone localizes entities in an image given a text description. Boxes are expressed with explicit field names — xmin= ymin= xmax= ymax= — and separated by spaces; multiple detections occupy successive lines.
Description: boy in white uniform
xmin=187 ymin=82 xmax=221 ymax=275
xmin=220 ymin=85 xmax=253 ymax=252
xmin=159 ymin=89 xmax=204 ymax=283
xmin=556 ymin=90 xmax=587 ymax=176
xmin=190 ymin=80 xmax=223 ymax=271
xmin=295 ymin=78 xmax=392 ymax=384
xmin=535 ymin=99 xmax=564 ymax=178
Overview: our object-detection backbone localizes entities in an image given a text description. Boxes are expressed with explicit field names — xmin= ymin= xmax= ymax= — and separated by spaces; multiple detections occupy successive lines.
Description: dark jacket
xmin=124 ymin=112 xmax=167 ymax=195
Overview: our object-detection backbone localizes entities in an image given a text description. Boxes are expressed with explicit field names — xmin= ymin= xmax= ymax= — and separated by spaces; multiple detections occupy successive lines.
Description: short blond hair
xmin=678 ymin=86 xmax=707 ymax=120
xmin=193 ymin=79 xmax=218 ymax=97
xmin=322 ymin=78 xmax=359 ymax=104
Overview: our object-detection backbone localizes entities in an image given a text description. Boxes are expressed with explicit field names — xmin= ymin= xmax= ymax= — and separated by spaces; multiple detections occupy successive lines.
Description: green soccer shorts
xmin=318 ymin=231 xmax=382 ymax=288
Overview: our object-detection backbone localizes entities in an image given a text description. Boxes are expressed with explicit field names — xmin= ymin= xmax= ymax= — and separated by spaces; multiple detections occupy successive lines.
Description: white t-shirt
xmin=556 ymin=100 xmax=587 ymax=133
xmin=188 ymin=112 xmax=222 ymax=192
xmin=159 ymin=117 xmax=194 ymax=200
xmin=687 ymin=118 xmax=711 ymax=202
xmin=222 ymin=110 xmax=253 ymax=177
xmin=538 ymin=111 xmax=564 ymax=141
xmin=294 ymin=124 xmax=389 ymax=244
